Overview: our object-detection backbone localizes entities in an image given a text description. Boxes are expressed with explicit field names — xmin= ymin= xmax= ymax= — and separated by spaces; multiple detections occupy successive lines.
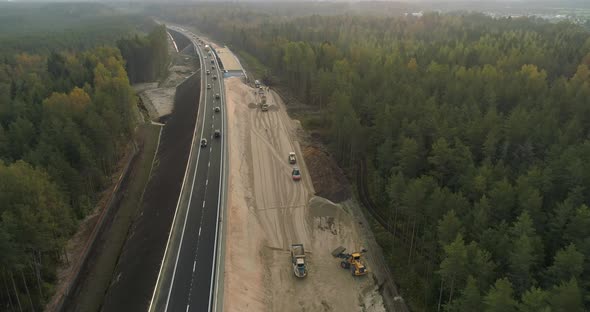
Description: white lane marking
xmin=164 ymin=35 xmax=209 ymax=311
xmin=150 ymin=27 xmax=200 ymax=312
xmin=210 ymin=147 xmax=213 ymax=152
xmin=206 ymin=179 xmax=209 ymax=186
xmin=212 ymin=124 xmax=214 ymax=129
xmin=193 ymin=261 xmax=196 ymax=272
xmin=202 ymin=201 xmax=206 ymax=208
xmin=208 ymin=161 xmax=211 ymax=167
xmin=186 ymin=305 xmax=190 ymax=312
xmin=199 ymin=227 xmax=202 ymax=236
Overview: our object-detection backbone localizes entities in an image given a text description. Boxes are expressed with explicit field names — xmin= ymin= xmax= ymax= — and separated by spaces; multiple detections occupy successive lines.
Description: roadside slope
xmin=100 ymin=73 xmax=200 ymax=311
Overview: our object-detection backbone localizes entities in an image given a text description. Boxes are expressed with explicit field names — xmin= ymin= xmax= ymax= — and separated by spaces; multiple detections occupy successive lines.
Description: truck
xmin=291 ymin=244 xmax=307 ymax=278
xmin=261 ymin=94 xmax=268 ymax=111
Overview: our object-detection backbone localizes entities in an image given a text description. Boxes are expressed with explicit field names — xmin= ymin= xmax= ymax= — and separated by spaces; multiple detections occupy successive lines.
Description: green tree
xmin=396 ymin=136 xmax=422 ymax=178
xmin=484 ymin=278 xmax=518 ymax=312
xmin=438 ymin=234 xmax=469 ymax=305
xmin=445 ymin=276 xmax=482 ymax=312
xmin=546 ymin=244 xmax=584 ymax=286
xmin=437 ymin=210 xmax=463 ymax=247
xmin=548 ymin=278 xmax=584 ymax=312
xmin=518 ymin=287 xmax=550 ymax=312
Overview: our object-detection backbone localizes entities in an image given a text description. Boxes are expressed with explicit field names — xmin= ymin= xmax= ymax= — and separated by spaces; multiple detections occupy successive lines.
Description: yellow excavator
xmin=332 ymin=246 xmax=368 ymax=276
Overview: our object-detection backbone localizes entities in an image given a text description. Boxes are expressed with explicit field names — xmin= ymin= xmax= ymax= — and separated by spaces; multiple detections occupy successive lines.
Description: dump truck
xmin=291 ymin=244 xmax=307 ymax=278
xmin=332 ymin=246 xmax=368 ymax=276
xmin=288 ymin=152 xmax=296 ymax=164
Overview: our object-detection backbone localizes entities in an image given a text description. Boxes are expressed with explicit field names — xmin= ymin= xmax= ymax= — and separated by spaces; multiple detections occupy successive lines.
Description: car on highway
xmin=211 ymin=59 xmax=215 ymax=64
xmin=213 ymin=75 xmax=217 ymax=80
xmin=215 ymin=93 xmax=220 ymax=99
xmin=289 ymin=152 xmax=296 ymax=164
xmin=214 ymin=129 xmax=221 ymax=138
xmin=214 ymin=106 xmax=220 ymax=112
xmin=200 ymin=138 xmax=208 ymax=147
xmin=211 ymin=65 xmax=215 ymax=70
xmin=207 ymin=84 xmax=211 ymax=89
xmin=292 ymin=168 xmax=301 ymax=181
xmin=206 ymin=70 xmax=210 ymax=75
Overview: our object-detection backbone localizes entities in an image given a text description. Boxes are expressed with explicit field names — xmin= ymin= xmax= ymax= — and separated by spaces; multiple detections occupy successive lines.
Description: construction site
xmin=223 ymin=74 xmax=392 ymax=311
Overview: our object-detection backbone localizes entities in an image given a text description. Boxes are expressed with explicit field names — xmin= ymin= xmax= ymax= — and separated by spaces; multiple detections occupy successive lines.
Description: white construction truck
xmin=291 ymin=244 xmax=307 ymax=278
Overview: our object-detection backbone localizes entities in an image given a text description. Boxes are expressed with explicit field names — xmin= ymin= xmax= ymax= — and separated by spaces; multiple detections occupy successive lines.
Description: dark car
xmin=214 ymin=129 xmax=221 ymax=138
xmin=292 ymin=168 xmax=301 ymax=181
xmin=200 ymin=138 xmax=207 ymax=147
xmin=214 ymin=106 xmax=221 ymax=112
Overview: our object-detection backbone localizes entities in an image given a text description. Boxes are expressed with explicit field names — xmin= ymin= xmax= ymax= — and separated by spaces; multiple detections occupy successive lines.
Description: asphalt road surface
xmin=149 ymin=26 xmax=226 ymax=312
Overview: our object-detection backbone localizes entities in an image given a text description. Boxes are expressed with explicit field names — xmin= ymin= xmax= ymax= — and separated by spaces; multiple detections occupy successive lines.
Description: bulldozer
xmin=331 ymin=246 xmax=368 ymax=276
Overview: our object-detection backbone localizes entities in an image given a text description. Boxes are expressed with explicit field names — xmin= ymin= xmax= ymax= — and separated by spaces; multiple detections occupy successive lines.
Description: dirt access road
xmin=223 ymin=76 xmax=386 ymax=312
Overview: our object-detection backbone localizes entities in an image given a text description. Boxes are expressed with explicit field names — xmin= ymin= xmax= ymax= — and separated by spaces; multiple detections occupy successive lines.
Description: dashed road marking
xmin=202 ymin=201 xmax=206 ymax=208
xmin=193 ymin=261 xmax=196 ymax=272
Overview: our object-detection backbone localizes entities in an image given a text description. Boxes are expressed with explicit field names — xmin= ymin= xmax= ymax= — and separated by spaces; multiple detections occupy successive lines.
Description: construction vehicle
xmin=288 ymin=152 xmax=296 ymax=164
xmin=332 ymin=246 xmax=368 ymax=276
xmin=290 ymin=244 xmax=307 ymax=278
xmin=260 ymin=94 xmax=268 ymax=111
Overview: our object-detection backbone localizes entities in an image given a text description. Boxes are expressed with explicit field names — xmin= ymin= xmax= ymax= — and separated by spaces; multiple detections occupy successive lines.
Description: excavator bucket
xmin=331 ymin=246 xmax=346 ymax=257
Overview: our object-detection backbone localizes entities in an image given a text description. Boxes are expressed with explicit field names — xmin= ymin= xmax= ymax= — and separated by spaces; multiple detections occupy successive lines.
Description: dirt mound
xmin=309 ymin=196 xmax=341 ymax=217
xmin=302 ymin=145 xmax=350 ymax=203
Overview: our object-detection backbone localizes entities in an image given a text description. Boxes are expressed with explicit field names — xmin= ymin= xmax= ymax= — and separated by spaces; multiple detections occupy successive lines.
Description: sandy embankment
xmin=223 ymin=77 xmax=386 ymax=312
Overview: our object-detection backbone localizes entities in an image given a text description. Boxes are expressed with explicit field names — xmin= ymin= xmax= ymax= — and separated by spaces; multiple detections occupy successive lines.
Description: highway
xmin=149 ymin=26 xmax=227 ymax=312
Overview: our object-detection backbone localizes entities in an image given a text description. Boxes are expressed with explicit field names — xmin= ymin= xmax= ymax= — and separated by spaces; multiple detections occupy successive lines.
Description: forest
xmin=0 ymin=4 xmax=168 ymax=310
xmin=117 ymin=25 xmax=170 ymax=83
xmin=0 ymin=3 xmax=154 ymax=58
xmin=156 ymin=5 xmax=590 ymax=311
